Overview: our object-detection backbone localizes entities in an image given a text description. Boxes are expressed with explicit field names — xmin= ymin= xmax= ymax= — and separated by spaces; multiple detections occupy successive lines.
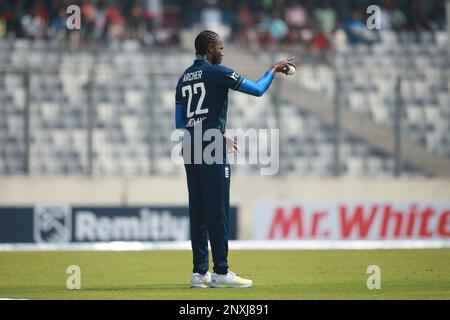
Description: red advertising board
xmin=253 ymin=202 xmax=450 ymax=240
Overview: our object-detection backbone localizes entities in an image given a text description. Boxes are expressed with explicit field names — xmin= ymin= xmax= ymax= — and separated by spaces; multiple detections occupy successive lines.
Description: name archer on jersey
xmin=183 ymin=70 xmax=203 ymax=82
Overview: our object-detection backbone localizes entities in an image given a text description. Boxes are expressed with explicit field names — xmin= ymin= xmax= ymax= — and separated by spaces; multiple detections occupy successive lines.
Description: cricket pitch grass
xmin=0 ymin=249 xmax=449 ymax=300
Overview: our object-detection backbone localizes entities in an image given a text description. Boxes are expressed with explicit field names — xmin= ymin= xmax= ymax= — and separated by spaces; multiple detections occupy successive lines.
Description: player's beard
xmin=211 ymin=53 xmax=222 ymax=65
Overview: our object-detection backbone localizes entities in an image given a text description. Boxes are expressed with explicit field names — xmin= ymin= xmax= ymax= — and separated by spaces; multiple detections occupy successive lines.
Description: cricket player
xmin=175 ymin=30 xmax=294 ymax=288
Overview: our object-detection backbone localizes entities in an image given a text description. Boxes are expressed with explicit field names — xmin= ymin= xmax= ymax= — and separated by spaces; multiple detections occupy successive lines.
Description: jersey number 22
xmin=182 ymin=83 xmax=208 ymax=118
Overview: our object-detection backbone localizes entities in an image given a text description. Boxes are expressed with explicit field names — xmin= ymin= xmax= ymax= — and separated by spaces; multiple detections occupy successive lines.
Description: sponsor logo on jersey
xmin=186 ymin=117 xmax=207 ymax=128
xmin=229 ymin=72 xmax=239 ymax=81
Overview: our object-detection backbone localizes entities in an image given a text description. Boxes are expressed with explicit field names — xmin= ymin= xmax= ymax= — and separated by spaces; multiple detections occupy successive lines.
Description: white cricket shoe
xmin=210 ymin=270 xmax=253 ymax=288
xmin=190 ymin=271 xmax=212 ymax=288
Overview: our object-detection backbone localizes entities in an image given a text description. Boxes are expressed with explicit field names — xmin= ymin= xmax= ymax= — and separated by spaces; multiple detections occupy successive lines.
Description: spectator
xmin=310 ymin=27 xmax=329 ymax=52
xmin=21 ymin=4 xmax=47 ymax=39
xmin=344 ymin=11 xmax=372 ymax=44
xmin=0 ymin=0 xmax=447 ymax=49
xmin=268 ymin=11 xmax=289 ymax=44
xmin=94 ymin=0 xmax=108 ymax=41
xmin=0 ymin=15 xmax=6 ymax=38
xmin=81 ymin=1 xmax=96 ymax=41
xmin=235 ymin=3 xmax=255 ymax=31
xmin=145 ymin=0 xmax=162 ymax=27
xmin=105 ymin=4 xmax=126 ymax=41
xmin=233 ymin=3 xmax=257 ymax=46
xmin=381 ymin=0 xmax=408 ymax=31
xmin=406 ymin=0 xmax=432 ymax=31
xmin=220 ymin=0 xmax=234 ymax=28
xmin=48 ymin=7 xmax=66 ymax=40
xmin=129 ymin=5 xmax=150 ymax=42
xmin=261 ymin=0 xmax=274 ymax=13
xmin=201 ymin=0 xmax=223 ymax=31
xmin=314 ymin=0 xmax=336 ymax=34
xmin=284 ymin=0 xmax=309 ymax=28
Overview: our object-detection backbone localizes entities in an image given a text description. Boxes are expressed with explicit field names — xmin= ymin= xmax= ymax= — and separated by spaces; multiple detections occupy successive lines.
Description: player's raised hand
xmin=270 ymin=57 xmax=296 ymax=75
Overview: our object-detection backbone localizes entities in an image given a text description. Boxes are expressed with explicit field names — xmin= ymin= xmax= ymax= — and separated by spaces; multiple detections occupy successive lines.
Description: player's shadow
xmin=81 ymin=284 xmax=189 ymax=291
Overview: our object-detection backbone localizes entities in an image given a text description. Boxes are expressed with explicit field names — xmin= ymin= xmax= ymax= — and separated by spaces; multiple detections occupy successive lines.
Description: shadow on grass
xmin=80 ymin=284 xmax=190 ymax=292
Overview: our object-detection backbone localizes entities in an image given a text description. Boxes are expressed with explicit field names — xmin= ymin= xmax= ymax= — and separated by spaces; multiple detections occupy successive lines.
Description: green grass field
xmin=0 ymin=249 xmax=449 ymax=299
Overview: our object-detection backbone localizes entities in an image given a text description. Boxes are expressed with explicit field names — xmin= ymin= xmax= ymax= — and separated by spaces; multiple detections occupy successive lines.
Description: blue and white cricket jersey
xmin=175 ymin=59 xmax=243 ymax=133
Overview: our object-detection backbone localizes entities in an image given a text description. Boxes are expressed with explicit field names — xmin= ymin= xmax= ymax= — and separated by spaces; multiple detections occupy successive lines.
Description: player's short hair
xmin=195 ymin=30 xmax=219 ymax=56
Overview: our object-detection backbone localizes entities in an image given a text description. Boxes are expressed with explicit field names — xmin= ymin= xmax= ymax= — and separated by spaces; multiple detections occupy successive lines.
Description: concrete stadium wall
xmin=0 ymin=176 xmax=449 ymax=239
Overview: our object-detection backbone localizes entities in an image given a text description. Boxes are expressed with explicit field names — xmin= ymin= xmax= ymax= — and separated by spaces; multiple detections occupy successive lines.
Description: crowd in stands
xmin=0 ymin=0 xmax=447 ymax=50
xmin=0 ymin=0 xmax=181 ymax=48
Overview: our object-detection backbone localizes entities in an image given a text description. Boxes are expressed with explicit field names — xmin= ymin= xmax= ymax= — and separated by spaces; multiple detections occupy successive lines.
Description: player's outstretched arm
xmin=235 ymin=57 xmax=295 ymax=97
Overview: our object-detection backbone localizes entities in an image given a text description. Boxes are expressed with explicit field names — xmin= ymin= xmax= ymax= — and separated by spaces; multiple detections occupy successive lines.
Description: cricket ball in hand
xmin=286 ymin=64 xmax=296 ymax=75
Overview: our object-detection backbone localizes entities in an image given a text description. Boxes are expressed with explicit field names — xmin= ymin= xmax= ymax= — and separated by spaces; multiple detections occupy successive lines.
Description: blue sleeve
xmin=175 ymin=103 xmax=186 ymax=129
xmin=235 ymin=71 xmax=274 ymax=97
xmin=175 ymin=85 xmax=186 ymax=129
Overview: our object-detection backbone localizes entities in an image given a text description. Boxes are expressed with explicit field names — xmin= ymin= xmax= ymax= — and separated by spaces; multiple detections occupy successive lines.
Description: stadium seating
xmin=332 ymin=30 xmax=450 ymax=161
xmin=0 ymin=31 xmax=448 ymax=177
